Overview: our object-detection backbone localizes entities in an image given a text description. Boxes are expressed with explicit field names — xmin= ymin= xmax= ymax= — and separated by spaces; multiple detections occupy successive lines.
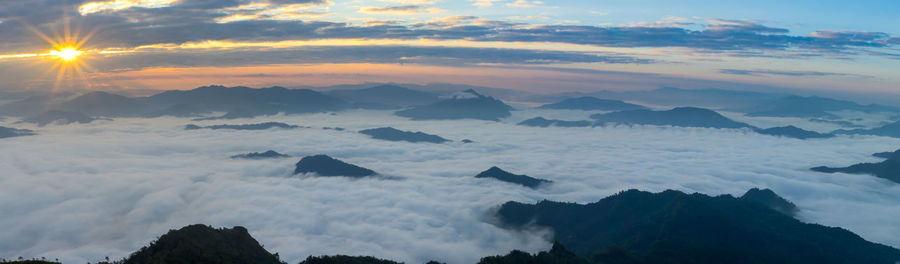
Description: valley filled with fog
xmin=2 ymin=108 xmax=899 ymax=263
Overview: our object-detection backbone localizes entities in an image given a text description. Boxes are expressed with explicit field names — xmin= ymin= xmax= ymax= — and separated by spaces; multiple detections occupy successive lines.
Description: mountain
xmin=873 ymin=150 xmax=899 ymax=159
xmin=326 ymin=84 xmax=441 ymax=108
xmin=479 ymin=242 xmax=600 ymax=264
xmin=496 ymin=189 xmax=900 ymax=263
xmin=293 ymin=155 xmax=376 ymax=177
xmin=59 ymin=92 xmax=151 ymax=117
xmin=185 ymin=122 xmax=299 ymax=130
xmin=122 ymin=224 xmax=283 ymax=264
xmin=143 ymin=85 xmax=350 ymax=118
xmin=754 ymin=126 xmax=834 ymax=139
xmin=231 ymin=150 xmax=290 ymax=159
xmin=739 ymin=188 xmax=799 ymax=217
xmin=538 ymin=97 xmax=648 ymax=111
xmin=834 ymin=120 xmax=900 ymax=138
xmin=20 ymin=110 xmax=95 ymax=126
xmin=811 ymin=149 xmax=900 ymax=184
xmin=0 ymin=126 xmax=35 ymax=139
xmin=299 ymin=255 xmax=401 ymax=264
xmin=517 ymin=117 xmax=593 ymax=128
xmin=395 ymin=90 xmax=513 ymax=121
xmin=359 ymin=127 xmax=450 ymax=143
xmin=0 ymin=86 xmax=351 ymax=119
xmin=590 ymin=107 xmax=753 ymax=129
xmin=744 ymin=96 xmax=899 ymax=118
xmin=475 ymin=167 xmax=552 ymax=189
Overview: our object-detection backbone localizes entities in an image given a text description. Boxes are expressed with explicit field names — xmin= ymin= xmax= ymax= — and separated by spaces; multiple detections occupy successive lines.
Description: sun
xmin=49 ymin=47 xmax=84 ymax=62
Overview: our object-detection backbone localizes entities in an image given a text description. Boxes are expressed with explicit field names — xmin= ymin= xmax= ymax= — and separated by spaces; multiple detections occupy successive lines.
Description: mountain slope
xmin=538 ymin=97 xmax=647 ymax=111
xmin=590 ymin=107 xmax=753 ymax=129
xmin=395 ymin=90 xmax=513 ymax=121
xmin=496 ymin=189 xmax=900 ymax=264
xmin=123 ymin=224 xmax=283 ymax=264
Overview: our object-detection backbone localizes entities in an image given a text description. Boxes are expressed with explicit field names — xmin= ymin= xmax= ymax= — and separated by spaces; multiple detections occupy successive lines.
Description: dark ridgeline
xmin=742 ymin=95 xmax=899 ymax=118
xmin=20 ymin=110 xmax=95 ymax=126
xmin=753 ymin=126 xmax=834 ymax=139
xmin=0 ymin=126 xmax=35 ymax=139
xmin=495 ymin=189 xmax=900 ymax=264
xmin=231 ymin=150 xmax=290 ymax=159
xmin=57 ymin=92 xmax=152 ymax=117
xmin=395 ymin=90 xmax=513 ymax=121
xmin=184 ymin=122 xmax=299 ymax=131
xmin=517 ymin=117 xmax=593 ymax=128
xmin=475 ymin=167 xmax=552 ymax=189
xmin=590 ymin=107 xmax=753 ymax=129
xmin=299 ymin=256 xmax=401 ymax=264
xmin=122 ymin=225 xmax=283 ymax=264
xmin=293 ymin=155 xmax=376 ymax=177
xmin=0 ymin=86 xmax=351 ymax=119
xmin=834 ymin=120 xmax=900 ymax=138
xmin=811 ymin=149 xmax=900 ymax=184
xmin=359 ymin=127 xmax=450 ymax=143
xmin=538 ymin=96 xmax=648 ymax=111
xmin=326 ymin=84 xmax=441 ymax=109
xmin=873 ymin=150 xmax=900 ymax=159
xmin=739 ymin=188 xmax=799 ymax=217
xmin=143 ymin=86 xmax=349 ymax=118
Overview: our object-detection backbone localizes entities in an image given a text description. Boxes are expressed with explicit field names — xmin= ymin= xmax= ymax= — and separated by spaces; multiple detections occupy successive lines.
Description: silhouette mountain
xmin=739 ymin=188 xmax=799 ymax=217
xmin=20 ymin=110 xmax=95 ymax=126
xmin=0 ymin=86 xmax=350 ymax=119
xmin=754 ymin=126 xmax=834 ymax=139
xmin=517 ymin=117 xmax=593 ymax=128
xmin=58 ymin=92 xmax=152 ymax=117
xmin=475 ymin=167 xmax=552 ymax=189
xmin=538 ymin=97 xmax=647 ymax=111
xmin=0 ymin=126 xmax=35 ymax=139
xmin=122 ymin=224 xmax=283 ymax=264
xmin=811 ymin=149 xmax=900 ymax=184
xmin=294 ymin=155 xmax=376 ymax=177
xmin=185 ymin=122 xmax=299 ymax=130
xmin=873 ymin=150 xmax=899 ymax=159
xmin=590 ymin=107 xmax=753 ymax=129
xmin=327 ymin=84 xmax=441 ymax=108
xmin=144 ymin=85 xmax=349 ymax=118
xmin=231 ymin=150 xmax=290 ymax=159
xmin=496 ymin=189 xmax=900 ymax=264
xmin=299 ymin=255 xmax=401 ymax=264
xmin=395 ymin=90 xmax=513 ymax=121
xmin=833 ymin=120 xmax=900 ymax=138
xmin=744 ymin=96 xmax=898 ymax=118
xmin=359 ymin=127 xmax=450 ymax=143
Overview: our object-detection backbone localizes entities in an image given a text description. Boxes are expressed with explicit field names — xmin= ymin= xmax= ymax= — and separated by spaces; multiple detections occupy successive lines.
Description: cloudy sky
xmin=0 ymin=0 xmax=898 ymax=95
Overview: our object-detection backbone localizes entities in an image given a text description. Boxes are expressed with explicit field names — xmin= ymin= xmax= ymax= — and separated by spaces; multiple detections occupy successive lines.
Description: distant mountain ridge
xmin=475 ymin=167 xmax=552 ymax=189
xmin=538 ymin=97 xmax=648 ymax=111
xmin=811 ymin=149 xmax=900 ymax=184
xmin=395 ymin=89 xmax=513 ymax=121
xmin=0 ymin=85 xmax=351 ymax=119
xmin=590 ymin=107 xmax=753 ymax=129
xmin=359 ymin=127 xmax=450 ymax=143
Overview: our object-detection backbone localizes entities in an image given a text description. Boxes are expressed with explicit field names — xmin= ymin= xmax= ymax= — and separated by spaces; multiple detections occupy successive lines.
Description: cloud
xmin=1 ymin=110 xmax=899 ymax=264
xmin=470 ymin=0 xmax=502 ymax=7
xmin=506 ymin=0 xmax=543 ymax=8
xmin=719 ymin=69 xmax=860 ymax=77
xmin=358 ymin=5 xmax=444 ymax=15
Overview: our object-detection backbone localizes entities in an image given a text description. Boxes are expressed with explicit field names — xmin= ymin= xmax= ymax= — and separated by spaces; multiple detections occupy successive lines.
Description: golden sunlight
xmin=49 ymin=47 xmax=84 ymax=62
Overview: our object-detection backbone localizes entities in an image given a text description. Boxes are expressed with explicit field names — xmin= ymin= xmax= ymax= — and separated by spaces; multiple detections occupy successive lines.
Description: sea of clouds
xmin=1 ymin=109 xmax=900 ymax=263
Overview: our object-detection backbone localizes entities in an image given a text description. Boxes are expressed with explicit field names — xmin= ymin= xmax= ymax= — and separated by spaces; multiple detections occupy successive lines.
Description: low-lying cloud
xmin=1 ymin=110 xmax=899 ymax=263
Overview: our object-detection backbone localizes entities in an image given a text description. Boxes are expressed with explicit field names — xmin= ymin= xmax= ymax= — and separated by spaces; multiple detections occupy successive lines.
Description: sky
xmin=0 ymin=0 xmax=898 ymax=96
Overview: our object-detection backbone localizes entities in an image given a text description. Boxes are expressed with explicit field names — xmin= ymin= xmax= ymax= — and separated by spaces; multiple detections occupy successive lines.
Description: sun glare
xmin=50 ymin=47 xmax=84 ymax=62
